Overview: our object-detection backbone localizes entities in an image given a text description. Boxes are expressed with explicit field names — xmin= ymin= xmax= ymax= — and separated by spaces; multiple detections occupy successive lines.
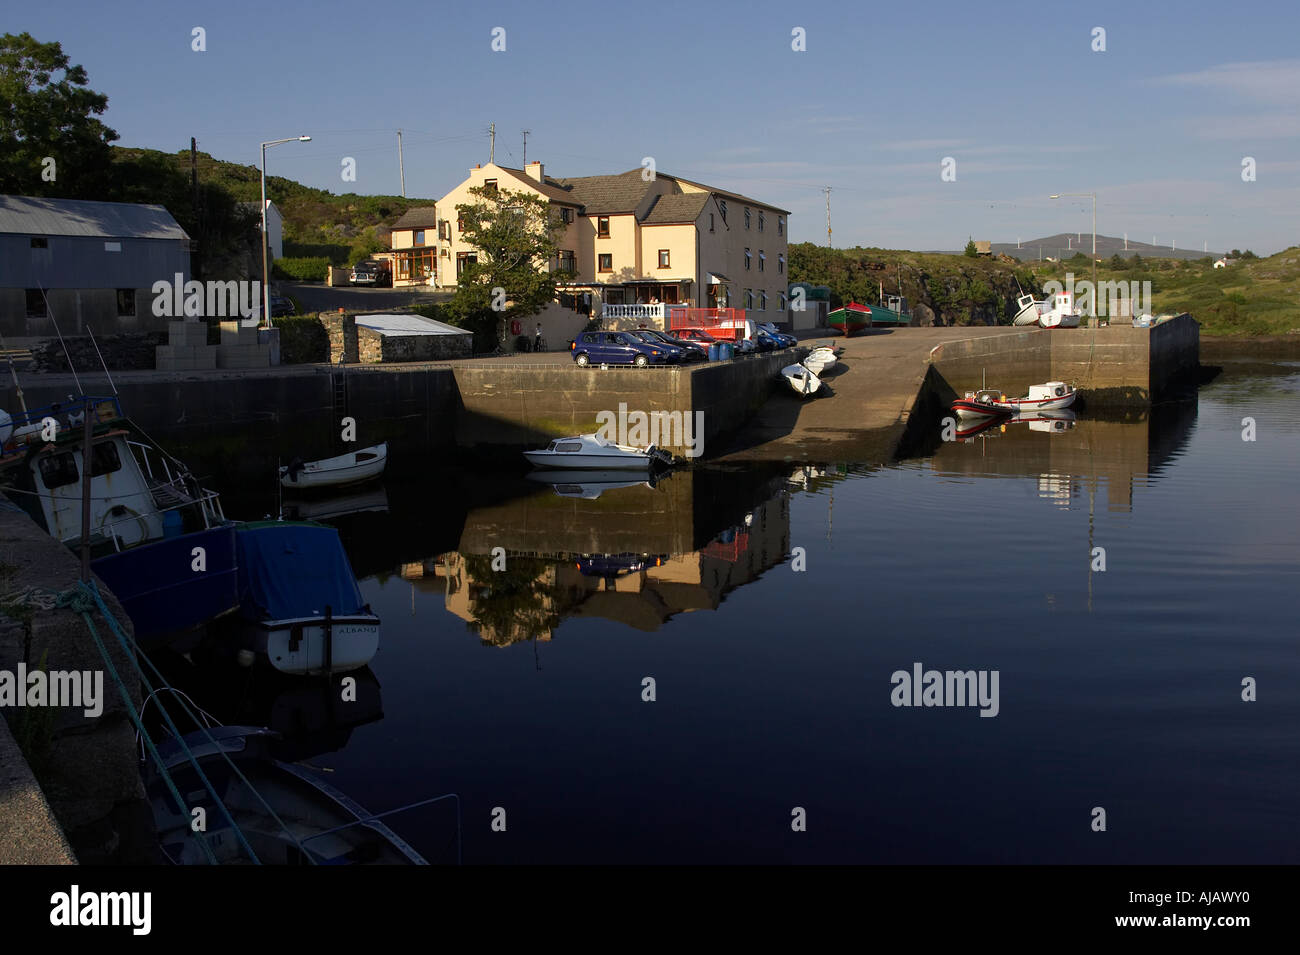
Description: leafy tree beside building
xmin=446 ymin=185 xmax=568 ymax=351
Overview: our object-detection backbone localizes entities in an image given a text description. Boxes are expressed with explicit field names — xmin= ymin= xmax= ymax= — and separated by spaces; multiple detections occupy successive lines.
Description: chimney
xmin=526 ymin=161 xmax=544 ymax=182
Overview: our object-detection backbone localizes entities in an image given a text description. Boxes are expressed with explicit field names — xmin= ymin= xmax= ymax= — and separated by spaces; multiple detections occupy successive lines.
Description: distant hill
xmin=929 ymin=234 xmax=1229 ymax=261
xmin=112 ymin=146 xmax=437 ymax=265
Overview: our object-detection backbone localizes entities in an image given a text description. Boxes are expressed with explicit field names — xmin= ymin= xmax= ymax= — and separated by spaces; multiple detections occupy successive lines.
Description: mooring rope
xmin=54 ymin=586 xmax=224 ymax=866
xmin=73 ymin=580 xmax=317 ymax=864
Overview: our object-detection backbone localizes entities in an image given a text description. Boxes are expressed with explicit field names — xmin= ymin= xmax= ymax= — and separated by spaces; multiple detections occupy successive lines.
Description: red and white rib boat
xmin=951 ymin=389 xmax=1012 ymax=421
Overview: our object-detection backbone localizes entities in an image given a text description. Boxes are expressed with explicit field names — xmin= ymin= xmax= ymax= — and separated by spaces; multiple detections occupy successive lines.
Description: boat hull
xmin=280 ymin=443 xmax=387 ymax=490
xmin=827 ymin=304 xmax=872 ymax=335
xmin=253 ymin=615 xmax=380 ymax=676
xmin=951 ymin=400 xmax=1009 ymax=420
xmin=523 ymin=451 xmax=653 ymax=470
xmin=91 ymin=524 xmax=239 ymax=645
xmin=782 ymin=364 xmax=822 ymax=396
xmin=1013 ymin=303 xmax=1043 ymax=325
xmin=992 ymin=391 xmax=1076 ymax=413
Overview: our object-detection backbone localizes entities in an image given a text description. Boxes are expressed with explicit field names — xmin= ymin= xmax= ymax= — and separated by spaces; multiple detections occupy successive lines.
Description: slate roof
xmin=641 ymin=193 xmax=711 ymax=225
xmin=391 ymin=206 xmax=440 ymax=229
xmin=550 ymin=170 xmax=652 ymax=215
xmin=492 ymin=166 xmax=582 ymax=205
xmin=0 ymin=195 xmax=189 ymax=240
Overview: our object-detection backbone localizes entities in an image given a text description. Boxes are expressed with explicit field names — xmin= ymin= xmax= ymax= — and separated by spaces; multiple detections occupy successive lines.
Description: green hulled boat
xmin=827 ymin=301 xmax=873 ymax=335
xmin=866 ymin=294 xmax=914 ymax=327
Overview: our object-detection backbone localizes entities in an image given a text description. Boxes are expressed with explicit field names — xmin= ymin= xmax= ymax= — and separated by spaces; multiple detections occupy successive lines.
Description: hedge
xmin=271 ymin=256 xmax=331 ymax=281
xmin=275 ymin=313 xmax=330 ymax=364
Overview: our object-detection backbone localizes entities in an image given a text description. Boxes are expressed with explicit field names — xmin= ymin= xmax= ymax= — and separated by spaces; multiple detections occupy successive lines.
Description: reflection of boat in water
xmin=233 ymin=522 xmax=379 ymax=675
xmin=525 ymin=469 xmax=659 ymax=499
xmin=523 ymin=433 xmax=672 ymax=470
xmin=146 ymin=725 xmax=426 ymax=865
xmin=1013 ymin=409 xmax=1077 ymax=433
xmin=952 ymin=416 xmax=1007 ymax=441
xmin=280 ymin=487 xmax=389 ymax=522
xmin=280 ymin=443 xmax=387 ymax=490
xmin=0 ymin=395 xmax=239 ymax=645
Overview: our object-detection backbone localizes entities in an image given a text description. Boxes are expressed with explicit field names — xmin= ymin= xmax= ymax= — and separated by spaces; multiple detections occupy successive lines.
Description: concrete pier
xmin=0 ymin=318 xmax=1199 ymax=476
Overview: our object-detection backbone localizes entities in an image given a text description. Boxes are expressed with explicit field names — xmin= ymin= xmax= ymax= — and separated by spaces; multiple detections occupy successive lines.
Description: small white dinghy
xmin=280 ymin=443 xmax=387 ymax=490
xmin=781 ymin=363 xmax=822 ymax=397
xmin=523 ymin=433 xmax=672 ymax=470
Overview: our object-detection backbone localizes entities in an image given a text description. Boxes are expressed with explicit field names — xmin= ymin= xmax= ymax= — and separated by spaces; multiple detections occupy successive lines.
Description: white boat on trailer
xmin=523 ymin=433 xmax=673 ymax=470
xmin=781 ymin=363 xmax=823 ymax=397
xmin=280 ymin=443 xmax=387 ymax=490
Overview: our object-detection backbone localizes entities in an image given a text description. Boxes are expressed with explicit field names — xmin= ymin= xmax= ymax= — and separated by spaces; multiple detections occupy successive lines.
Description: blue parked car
xmin=571 ymin=331 xmax=673 ymax=367
xmin=628 ymin=329 xmax=704 ymax=362
xmin=753 ymin=330 xmax=782 ymax=352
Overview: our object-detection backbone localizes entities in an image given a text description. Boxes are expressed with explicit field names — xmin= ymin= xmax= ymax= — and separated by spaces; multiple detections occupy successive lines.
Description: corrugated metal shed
xmin=0 ymin=195 xmax=189 ymax=240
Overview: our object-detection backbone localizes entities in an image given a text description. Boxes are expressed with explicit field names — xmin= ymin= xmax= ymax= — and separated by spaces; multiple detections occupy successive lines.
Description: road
xmin=280 ymin=282 xmax=452 ymax=315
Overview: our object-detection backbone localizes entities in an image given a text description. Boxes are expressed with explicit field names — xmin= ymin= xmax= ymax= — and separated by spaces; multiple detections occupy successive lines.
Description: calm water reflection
xmin=179 ymin=362 xmax=1300 ymax=863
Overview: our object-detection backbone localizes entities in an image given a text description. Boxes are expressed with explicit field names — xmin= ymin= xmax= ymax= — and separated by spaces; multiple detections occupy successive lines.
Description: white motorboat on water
xmin=953 ymin=381 xmax=1076 ymax=419
xmin=781 ymin=363 xmax=823 ymax=397
xmin=951 ymin=389 xmax=1011 ymax=420
xmin=991 ymin=381 xmax=1077 ymax=413
xmin=523 ymin=433 xmax=673 ymax=470
xmin=280 ymin=443 xmax=387 ymax=490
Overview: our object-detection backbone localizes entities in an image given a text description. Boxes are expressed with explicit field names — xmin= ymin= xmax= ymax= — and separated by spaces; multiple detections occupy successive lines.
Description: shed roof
xmin=354 ymin=313 xmax=471 ymax=337
xmin=0 ymin=195 xmax=189 ymax=240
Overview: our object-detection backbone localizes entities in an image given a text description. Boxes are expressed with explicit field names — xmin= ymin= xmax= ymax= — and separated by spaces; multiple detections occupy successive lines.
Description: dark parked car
xmin=753 ymin=330 xmax=782 ymax=352
xmin=570 ymin=331 xmax=673 ymax=367
xmin=350 ymin=260 xmax=392 ymax=287
xmin=672 ymin=327 xmax=720 ymax=346
xmin=269 ymin=293 xmax=295 ymax=318
xmin=628 ymin=329 xmax=702 ymax=362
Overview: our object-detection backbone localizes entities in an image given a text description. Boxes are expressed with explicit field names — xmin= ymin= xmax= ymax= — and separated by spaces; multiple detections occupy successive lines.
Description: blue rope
xmin=77 ymin=580 xmax=318 ymax=864
xmin=56 ymin=587 xmax=222 ymax=866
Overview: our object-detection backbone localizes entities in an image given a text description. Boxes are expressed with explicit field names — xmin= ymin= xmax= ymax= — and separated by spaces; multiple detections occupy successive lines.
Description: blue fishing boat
xmin=0 ymin=396 xmax=239 ymax=645
xmin=232 ymin=521 xmax=379 ymax=676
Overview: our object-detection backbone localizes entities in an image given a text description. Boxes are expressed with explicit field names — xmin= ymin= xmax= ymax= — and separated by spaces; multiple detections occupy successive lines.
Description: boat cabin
xmin=0 ymin=398 xmax=225 ymax=556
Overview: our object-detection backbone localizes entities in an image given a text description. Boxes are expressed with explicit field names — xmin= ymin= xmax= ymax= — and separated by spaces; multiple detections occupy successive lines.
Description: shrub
xmin=271 ymin=256 xmax=330 ymax=281
xmin=275 ymin=313 xmax=329 ymax=363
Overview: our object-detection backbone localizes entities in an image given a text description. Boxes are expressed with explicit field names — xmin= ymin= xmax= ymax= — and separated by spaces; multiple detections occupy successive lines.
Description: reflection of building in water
xmin=1037 ymin=473 xmax=1073 ymax=507
xmin=399 ymin=493 xmax=790 ymax=646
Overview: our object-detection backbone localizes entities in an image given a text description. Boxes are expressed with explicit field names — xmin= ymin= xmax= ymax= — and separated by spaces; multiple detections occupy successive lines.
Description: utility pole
xmin=397 ymin=129 xmax=406 ymax=197
xmin=823 ymin=186 xmax=832 ymax=248
xmin=1124 ymin=233 xmax=1127 ymax=250
xmin=190 ymin=137 xmax=201 ymax=280
xmin=489 ymin=123 xmax=495 ymax=164
xmin=522 ymin=129 xmax=530 ymax=167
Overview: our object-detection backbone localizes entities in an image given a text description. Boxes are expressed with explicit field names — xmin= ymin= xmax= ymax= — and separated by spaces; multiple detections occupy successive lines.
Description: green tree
xmin=964 ymin=238 xmax=978 ymax=257
xmin=0 ymin=33 xmax=118 ymax=197
xmin=447 ymin=185 xmax=567 ymax=350
xmin=1109 ymin=254 xmax=1125 ymax=268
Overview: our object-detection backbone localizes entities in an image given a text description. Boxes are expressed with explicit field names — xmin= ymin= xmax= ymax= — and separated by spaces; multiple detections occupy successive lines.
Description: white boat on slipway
xmin=523 ymin=433 xmax=673 ymax=470
xmin=781 ymin=363 xmax=823 ymax=397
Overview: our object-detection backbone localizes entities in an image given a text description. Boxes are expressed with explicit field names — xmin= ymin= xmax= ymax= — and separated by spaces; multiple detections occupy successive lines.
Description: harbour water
xmin=168 ymin=360 xmax=1300 ymax=864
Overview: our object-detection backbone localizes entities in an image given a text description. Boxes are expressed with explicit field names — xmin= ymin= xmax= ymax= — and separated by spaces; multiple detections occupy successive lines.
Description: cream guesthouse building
xmin=389 ymin=160 xmax=792 ymax=334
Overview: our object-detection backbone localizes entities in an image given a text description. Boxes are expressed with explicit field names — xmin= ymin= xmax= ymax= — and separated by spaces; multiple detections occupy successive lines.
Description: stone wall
xmin=34 ymin=332 xmax=166 ymax=373
xmin=0 ymin=506 xmax=149 ymax=863
xmin=321 ymin=311 xmax=357 ymax=364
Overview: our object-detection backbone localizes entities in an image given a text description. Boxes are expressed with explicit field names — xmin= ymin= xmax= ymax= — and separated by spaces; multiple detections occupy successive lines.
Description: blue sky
xmin=12 ymin=0 xmax=1300 ymax=253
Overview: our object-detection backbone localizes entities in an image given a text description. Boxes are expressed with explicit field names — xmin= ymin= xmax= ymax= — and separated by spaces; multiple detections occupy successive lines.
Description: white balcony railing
xmin=601 ymin=303 xmax=666 ymax=320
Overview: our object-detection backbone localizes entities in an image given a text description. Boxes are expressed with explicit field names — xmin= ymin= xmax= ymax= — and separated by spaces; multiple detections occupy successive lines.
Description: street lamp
xmin=1050 ymin=193 xmax=1096 ymax=318
xmin=261 ymin=136 xmax=312 ymax=328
